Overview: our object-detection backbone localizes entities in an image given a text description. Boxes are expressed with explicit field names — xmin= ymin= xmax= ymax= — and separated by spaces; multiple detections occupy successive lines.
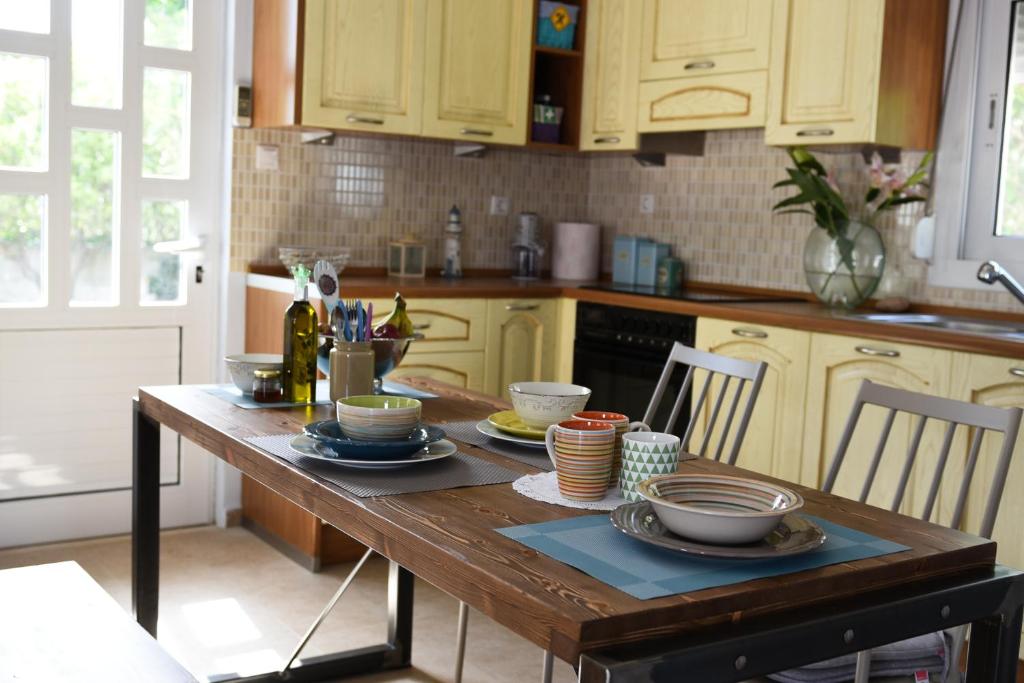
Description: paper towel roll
xmin=552 ymin=222 xmax=601 ymax=280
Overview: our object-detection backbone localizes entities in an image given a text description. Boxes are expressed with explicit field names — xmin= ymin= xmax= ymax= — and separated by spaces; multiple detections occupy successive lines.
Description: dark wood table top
xmin=138 ymin=379 xmax=996 ymax=662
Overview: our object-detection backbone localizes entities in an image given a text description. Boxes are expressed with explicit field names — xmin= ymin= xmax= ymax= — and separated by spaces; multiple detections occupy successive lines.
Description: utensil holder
xmin=329 ymin=341 xmax=374 ymax=402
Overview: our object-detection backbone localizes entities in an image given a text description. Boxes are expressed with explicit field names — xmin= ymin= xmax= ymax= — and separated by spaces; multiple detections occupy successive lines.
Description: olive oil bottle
xmin=283 ymin=264 xmax=318 ymax=403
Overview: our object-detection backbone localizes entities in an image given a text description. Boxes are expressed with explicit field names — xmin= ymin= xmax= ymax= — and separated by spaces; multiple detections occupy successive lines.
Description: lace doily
xmin=512 ymin=471 xmax=626 ymax=511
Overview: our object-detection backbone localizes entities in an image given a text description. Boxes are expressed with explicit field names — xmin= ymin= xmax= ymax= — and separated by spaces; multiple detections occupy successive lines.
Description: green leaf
xmin=773 ymin=194 xmax=814 ymax=211
xmin=773 ymin=178 xmax=797 ymax=189
xmin=775 ymin=208 xmax=815 ymax=217
xmin=865 ymin=187 xmax=880 ymax=203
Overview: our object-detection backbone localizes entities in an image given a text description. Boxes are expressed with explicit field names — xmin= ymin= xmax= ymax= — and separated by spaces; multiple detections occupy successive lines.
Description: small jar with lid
xmin=252 ymin=368 xmax=283 ymax=403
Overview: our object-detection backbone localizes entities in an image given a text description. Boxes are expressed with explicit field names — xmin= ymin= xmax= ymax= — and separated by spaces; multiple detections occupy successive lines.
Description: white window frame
xmin=930 ymin=0 xmax=1024 ymax=288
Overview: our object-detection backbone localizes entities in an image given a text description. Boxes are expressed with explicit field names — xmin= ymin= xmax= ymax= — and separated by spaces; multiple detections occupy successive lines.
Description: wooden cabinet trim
xmin=649 ymin=85 xmax=752 ymax=121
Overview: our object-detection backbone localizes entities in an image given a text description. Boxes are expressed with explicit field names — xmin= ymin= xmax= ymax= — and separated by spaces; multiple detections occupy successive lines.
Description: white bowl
xmin=638 ymin=474 xmax=803 ymax=545
xmin=508 ymin=381 xmax=591 ymax=429
xmin=224 ymin=354 xmax=284 ymax=394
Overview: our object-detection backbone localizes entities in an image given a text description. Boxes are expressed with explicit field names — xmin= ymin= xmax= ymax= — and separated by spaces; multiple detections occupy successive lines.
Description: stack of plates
xmin=291 ymin=419 xmax=454 ymax=470
xmin=475 ymin=410 xmax=547 ymax=448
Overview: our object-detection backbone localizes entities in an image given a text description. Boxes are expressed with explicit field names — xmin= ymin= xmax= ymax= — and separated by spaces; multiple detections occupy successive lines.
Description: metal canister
xmin=657 ymin=256 xmax=685 ymax=293
xmin=329 ymin=341 xmax=375 ymax=402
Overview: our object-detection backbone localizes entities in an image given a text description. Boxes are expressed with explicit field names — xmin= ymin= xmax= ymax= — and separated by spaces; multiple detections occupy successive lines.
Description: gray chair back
xmin=641 ymin=342 xmax=767 ymax=465
xmin=822 ymin=380 xmax=1022 ymax=538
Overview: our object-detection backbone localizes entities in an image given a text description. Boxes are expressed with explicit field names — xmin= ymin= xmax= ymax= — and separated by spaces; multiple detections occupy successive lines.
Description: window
xmin=961 ymin=0 xmax=1024 ymax=262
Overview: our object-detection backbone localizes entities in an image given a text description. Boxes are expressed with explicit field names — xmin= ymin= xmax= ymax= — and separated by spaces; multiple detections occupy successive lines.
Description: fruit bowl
xmin=317 ymin=334 xmax=419 ymax=387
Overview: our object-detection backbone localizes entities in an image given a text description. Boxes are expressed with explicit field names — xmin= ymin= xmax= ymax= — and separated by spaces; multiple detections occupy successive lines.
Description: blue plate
xmin=303 ymin=420 xmax=446 ymax=460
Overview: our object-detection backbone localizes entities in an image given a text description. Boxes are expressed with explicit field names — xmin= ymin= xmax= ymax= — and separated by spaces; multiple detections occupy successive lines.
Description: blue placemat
xmin=497 ymin=514 xmax=909 ymax=599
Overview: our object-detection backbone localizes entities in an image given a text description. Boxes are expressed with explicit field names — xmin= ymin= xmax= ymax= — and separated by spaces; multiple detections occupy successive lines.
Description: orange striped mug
xmin=544 ymin=419 xmax=616 ymax=501
xmin=572 ymin=411 xmax=650 ymax=481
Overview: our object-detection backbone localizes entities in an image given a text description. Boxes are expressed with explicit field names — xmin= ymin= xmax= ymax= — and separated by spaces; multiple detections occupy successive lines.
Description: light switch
xmin=640 ymin=194 xmax=655 ymax=214
xmin=489 ymin=196 xmax=510 ymax=215
xmin=255 ymin=145 xmax=279 ymax=171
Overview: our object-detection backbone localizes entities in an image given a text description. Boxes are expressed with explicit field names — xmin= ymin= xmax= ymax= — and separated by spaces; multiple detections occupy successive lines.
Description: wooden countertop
xmin=245 ymin=270 xmax=1024 ymax=359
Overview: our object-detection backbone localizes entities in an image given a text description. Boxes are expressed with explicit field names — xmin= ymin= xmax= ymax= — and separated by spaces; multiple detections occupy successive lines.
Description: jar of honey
xmin=252 ymin=368 xmax=284 ymax=403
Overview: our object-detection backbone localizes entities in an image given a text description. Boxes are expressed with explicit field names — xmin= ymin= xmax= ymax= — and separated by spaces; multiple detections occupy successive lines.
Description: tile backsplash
xmin=231 ymin=127 xmax=1020 ymax=312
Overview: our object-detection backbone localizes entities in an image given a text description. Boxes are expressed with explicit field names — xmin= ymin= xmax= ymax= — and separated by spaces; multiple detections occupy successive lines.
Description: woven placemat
xmin=440 ymin=420 xmax=553 ymax=472
xmin=246 ymin=434 xmax=522 ymax=498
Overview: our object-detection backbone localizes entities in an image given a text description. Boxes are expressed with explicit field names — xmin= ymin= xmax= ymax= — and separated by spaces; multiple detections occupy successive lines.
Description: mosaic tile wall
xmin=230 ymin=129 xmax=588 ymax=273
xmin=231 ymin=127 xmax=1020 ymax=312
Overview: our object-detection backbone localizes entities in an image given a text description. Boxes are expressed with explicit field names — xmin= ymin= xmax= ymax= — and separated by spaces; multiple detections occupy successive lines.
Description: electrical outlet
xmin=489 ymin=196 xmax=510 ymax=216
xmin=640 ymin=194 xmax=655 ymax=214
xmin=255 ymin=144 xmax=279 ymax=171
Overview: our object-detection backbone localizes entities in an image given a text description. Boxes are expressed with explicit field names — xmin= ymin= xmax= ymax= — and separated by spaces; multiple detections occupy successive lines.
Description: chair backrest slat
xmin=823 ymin=380 xmax=1022 ymax=539
xmin=858 ymin=408 xmax=897 ymax=503
xmin=921 ymin=421 xmax=958 ymax=523
xmin=642 ymin=342 xmax=767 ymax=465
xmin=713 ymin=378 xmax=748 ymax=462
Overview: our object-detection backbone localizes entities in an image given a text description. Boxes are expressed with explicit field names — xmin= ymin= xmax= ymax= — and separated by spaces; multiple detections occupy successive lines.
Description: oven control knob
xmin=626 ymin=335 xmax=634 ymax=343
xmin=615 ymin=333 xmax=622 ymax=341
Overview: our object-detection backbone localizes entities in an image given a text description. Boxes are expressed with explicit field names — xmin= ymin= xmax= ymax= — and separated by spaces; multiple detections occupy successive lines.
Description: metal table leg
xmin=132 ymin=398 xmax=161 ymax=637
xmin=966 ymin=604 xmax=1024 ymax=683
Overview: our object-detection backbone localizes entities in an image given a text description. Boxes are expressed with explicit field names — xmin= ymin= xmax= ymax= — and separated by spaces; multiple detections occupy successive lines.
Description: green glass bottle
xmin=283 ymin=264 xmax=318 ymax=403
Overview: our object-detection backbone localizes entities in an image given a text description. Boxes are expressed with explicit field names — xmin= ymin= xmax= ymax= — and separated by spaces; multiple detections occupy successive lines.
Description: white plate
xmin=289 ymin=435 xmax=457 ymax=469
xmin=475 ymin=420 xmax=547 ymax=449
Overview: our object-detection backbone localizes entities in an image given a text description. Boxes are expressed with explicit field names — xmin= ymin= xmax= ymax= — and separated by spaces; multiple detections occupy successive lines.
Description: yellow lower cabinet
xmin=947 ymin=353 xmax=1024 ymax=634
xmin=801 ymin=333 xmax=953 ymax=512
xmin=371 ymin=297 xmax=487 ymax=353
xmin=387 ymin=350 xmax=485 ymax=391
xmin=694 ymin=318 xmax=810 ymax=481
xmin=483 ymin=299 xmax=560 ymax=398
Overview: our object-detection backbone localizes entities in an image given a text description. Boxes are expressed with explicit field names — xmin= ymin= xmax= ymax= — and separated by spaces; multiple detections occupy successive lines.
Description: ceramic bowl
xmin=224 ymin=354 xmax=284 ymax=394
xmin=508 ymin=382 xmax=591 ymax=429
xmin=637 ymin=474 xmax=803 ymax=545
xmin=304 ymin=420 xmax=444 ymax=460
xmin=336 ymin=395 xmax=422 ymax=441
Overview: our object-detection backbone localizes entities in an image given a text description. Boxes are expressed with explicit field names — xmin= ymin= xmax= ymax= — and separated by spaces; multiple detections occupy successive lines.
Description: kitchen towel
xmin=439 ymin=420 xmax=554 ymax=471
xmin=245 ymin=434 xmax=522 ymax=498
xmin=497 ymin=514 xmax=909 ymax=600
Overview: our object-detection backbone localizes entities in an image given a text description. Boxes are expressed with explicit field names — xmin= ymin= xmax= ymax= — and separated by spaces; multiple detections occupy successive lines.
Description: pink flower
xmin=868 ymin=152 xmax=886 ymax=189
xmin=826 ymin=169 xmax=841 ymax=194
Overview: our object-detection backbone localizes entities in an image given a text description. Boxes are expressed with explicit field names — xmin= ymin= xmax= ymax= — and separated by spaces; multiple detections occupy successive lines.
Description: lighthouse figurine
xmin=441 ymin=204 xmax=463 ymax=279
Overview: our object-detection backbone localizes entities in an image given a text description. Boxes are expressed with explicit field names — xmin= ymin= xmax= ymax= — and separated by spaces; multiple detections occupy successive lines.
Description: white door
xmin=0 ymin=0 xmax=226 ymax=546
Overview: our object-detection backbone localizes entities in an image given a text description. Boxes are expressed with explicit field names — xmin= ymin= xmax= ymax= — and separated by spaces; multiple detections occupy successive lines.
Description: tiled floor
xmin=0 ymin=526 xmax=578 ymax=683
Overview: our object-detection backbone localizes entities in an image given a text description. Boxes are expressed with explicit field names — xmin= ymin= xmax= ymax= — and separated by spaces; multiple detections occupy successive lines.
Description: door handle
xmin=796 ymin=128 xmax=835 ymax=137
xmin=346 ymin=114 xmax=385 ymax=125
xmin=1010 ymin=367 xmax=1024 ymax=378
xmin=684 ymin=60 xmax=716 ymax=70
xmin=412 ymin=322 xmax=432 ymax=331
xmin=731 ymin=327 xmax=768 ymax=339
xmin=460 ymin=127 xmax=494 ymax=137
xmin=593 ymin=136 xmax=621 ymax=144
xmin=505 ymin=303 xmax=539 ymax=311
xmin=855 ymin=345 xmax=900 ymax=358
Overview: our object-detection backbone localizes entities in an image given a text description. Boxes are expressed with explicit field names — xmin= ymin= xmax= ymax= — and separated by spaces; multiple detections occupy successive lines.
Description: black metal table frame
xmin=134 ymin=399 xmax=1024 ymax=683
xmin=132 ymin=400 xmax=415 ymax=683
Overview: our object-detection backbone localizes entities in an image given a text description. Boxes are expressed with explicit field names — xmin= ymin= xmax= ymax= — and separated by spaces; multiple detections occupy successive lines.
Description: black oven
xmin=572 ymin=303 xmax=695 ymax=437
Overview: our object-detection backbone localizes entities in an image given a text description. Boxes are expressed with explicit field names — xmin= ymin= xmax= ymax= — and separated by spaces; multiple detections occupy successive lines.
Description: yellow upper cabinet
xmin=640 ymin=0 xmax=772 ymax=81
xmin=301 ymin=0 xmax=426 ymax=135
xmin=580 ymin=0 xmax=643 ymax=151
xmin=421 ymin=0 xmax=533 ymax=145
xmin=766 ymin=0 xmax=947 ymax=148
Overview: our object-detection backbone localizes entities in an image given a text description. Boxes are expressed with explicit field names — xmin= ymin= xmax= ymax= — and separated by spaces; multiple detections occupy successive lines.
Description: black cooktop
xmin=580 ymin=282 xmax=805 ymax=304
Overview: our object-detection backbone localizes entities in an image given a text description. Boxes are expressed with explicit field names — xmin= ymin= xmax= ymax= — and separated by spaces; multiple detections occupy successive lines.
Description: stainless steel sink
xmin=844 ymin=313 xmax=1024 ymax=339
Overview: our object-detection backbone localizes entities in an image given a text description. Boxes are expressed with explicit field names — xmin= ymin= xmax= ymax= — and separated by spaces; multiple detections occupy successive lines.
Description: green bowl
xmin=338 ymin=395 xmax=421 ymax=411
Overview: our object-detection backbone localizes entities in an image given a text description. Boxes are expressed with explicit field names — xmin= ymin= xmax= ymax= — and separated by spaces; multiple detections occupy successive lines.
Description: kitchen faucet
xmin=977 ymin=260 xmax=1024 ymax=305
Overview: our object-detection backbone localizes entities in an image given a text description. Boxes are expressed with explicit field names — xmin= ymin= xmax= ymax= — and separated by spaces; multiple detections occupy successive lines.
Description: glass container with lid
xmin=253 ymin=368 xmax=283 ymax=403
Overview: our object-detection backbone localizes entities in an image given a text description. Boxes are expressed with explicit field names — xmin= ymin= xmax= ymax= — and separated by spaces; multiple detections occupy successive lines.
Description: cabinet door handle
xmin=855 ymin=345 xmax=900 ymax=358
xmin=460 ymin=127 xmax=493 ymax=137
xmin=796 ymin=128 xmax=835 ymax=137
xmin=505 ymin=303 xmax=540 ymax=312
xmin=731 ymin=327 xmax=768 ymax=339
xmin=412 ymin=322 xmax=432 ymax=331
xmin=346 ymin=114 xmax=385 ymax=125
xmin=594 ymin=136 xmax=621 ymax=144
xmin=1010 ymin=367 xmax=1024 ymax=378
xmin=684 ymin=60 xmax=716 ymax=70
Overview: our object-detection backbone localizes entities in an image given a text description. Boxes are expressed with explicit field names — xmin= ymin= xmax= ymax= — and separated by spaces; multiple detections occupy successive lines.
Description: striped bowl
xmin=336 ymin=395 xmax=422 ymax=441
xmin=637 ymin=474 xmax=803 ymax=545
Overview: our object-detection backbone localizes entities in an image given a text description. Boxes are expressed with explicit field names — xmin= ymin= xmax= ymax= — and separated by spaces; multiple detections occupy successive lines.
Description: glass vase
xmin=803 ymin=220 xmax=885 ymax=309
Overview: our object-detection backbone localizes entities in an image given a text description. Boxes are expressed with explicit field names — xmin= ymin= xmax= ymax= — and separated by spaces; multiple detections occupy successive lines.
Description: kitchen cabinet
xmin=640 ymin=0 xmax=772 ymax=81
xmin=579 ymin=0 xmax=643 ymax=151
xmin=947 ymin=353 xmax=1024 ymax=608
xmin=387 ymin=350 xmax=486 ymax=391
xmin=801 ymin=333 xmax=952 ymax=509
xmin=637 ymin=70 xmax=767 ymax=133
xmin=421 ymin=0 xmax=533 ymax=145
xmin=765 ymin=0 xmax=947 ymax=148
xmin=370 ymin=297 xmax=487 ymax=354
xmin=300 ymin=0 xmax=426 ymax=135
xmin=694 ymin=318 xmax=810 ymax=483
xmin=484 ymin=298 xmax=560 ymax=398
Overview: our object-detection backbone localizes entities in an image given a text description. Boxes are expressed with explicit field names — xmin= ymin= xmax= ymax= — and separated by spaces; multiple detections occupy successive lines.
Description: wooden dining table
xmin=133 ymin=378 xmax=1024 ymax=683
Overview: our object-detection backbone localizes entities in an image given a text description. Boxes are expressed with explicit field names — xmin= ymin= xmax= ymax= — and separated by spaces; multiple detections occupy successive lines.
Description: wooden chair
xmin=454 ymin=343 xmax=768 ymax=683
xmin=790 ymin=380 xmax=1023 ymax=683
xmin=641 ymin=341 xmax=767 ymax=464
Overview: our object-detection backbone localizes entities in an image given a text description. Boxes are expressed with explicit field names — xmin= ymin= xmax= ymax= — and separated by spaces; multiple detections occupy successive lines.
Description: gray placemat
xmin=440 ymin=420 xmax=553 ymax=472
xmin=202 ymin=381 xmax=333 ymax=409
xmin=246 ymin=434 xmax=522 ymax=498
